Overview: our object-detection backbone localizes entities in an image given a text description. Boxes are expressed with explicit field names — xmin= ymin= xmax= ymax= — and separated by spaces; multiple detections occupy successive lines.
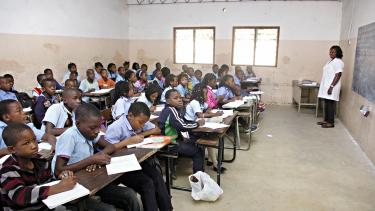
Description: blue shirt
xmin=216 ymin=86 xmax=235 ymax=101
xmin=184 ymin=100 xmax=208 ymax=121
xmin=0 ymin=121 xmax=45 ymax=149
xmin=153 ymin=78 xmax=164 ymax=89
xmin=112 ymin=97 xmax=134 ymax=120
xmin=175 ymin=84 xmax=188 ymax=97
xmin=52 ymin=126 xmax=99 ymax=173
xmin=0 ymin=90 xmax=17 ymax=101
xmin=105 ymin=115 xmax=156 ymax=144
xmin=115 ymin=74 xmax=126 ymax=83
xmin=190 ymin=76 xmax=200 ymax=88
xmin=234 ymin=75 xmax=241 ymax=86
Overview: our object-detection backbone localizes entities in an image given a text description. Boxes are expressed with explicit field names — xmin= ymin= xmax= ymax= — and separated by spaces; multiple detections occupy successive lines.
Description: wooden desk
xmin=292 ymin=80 xmax=320 ymax=116
xmin=75 ymin=148 xmax=156 ymax=195
xmin=85 ymin=89 xmax=113 ymax=109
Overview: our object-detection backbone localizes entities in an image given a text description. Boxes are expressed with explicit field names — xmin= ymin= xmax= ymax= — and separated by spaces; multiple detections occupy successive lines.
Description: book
xmin=106 ymin=154 xmax=142 ymax=175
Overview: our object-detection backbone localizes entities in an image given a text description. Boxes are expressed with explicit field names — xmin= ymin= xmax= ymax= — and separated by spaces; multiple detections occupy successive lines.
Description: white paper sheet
xmin=150 ymin=114 xmax=159 ymax=120
xmin=249 ymin=91 xmax=264 ymax=95
xmin=106 ymin=154 xmax=142 ymax=175
xmin=222 ymin=100 xmax=245 ymax=109
xmin=0 ymin=154 xmax=10 ymax=165
xmin=201 ymin=122 xmax=230 ymax=129
xmin=38 ymin=142 xmax=52 ymax=152
xmin=23 ymin=107 xmax=32 ymax=113
xmin=211 ymin=109 xmax=233 ymax=118
xmin=91 ymin=88 xmax=113 ymax=94
xmin=40 ymin=181 xmax=90 ymax=209
xmin=127 ymin=138 xmax=155 ymax=148
xmin=155 ymin=105 xmax=164 ymax=112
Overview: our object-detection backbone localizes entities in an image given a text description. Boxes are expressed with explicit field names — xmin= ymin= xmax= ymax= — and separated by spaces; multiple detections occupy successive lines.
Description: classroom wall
xmin=339 ymin=0 xmax=375 ymax=164
xmin=127 ymin=1 xmax=342 ymax=104
xmin=0 ymin=0 xmax=129 ymax=91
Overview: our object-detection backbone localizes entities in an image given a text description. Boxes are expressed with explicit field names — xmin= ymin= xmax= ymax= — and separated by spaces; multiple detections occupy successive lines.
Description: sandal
xmin=317 ymin=121 xmax=327 ymax=125
xmin=321 ymin=123 xmax=334 ymax=128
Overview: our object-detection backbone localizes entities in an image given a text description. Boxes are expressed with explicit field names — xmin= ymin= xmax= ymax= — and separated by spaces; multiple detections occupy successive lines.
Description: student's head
xmin=145 ymin=84 xmax=160 ymax=103
xmin=178 ymin=73 xmax=189 ymax=86
xmin=3 ymin=74 xmax=14 ymax=90
xmin=141 ymin=64 xmax=148 ymax=71
xmin=86 ymin=69 xmax=95 ymax=81
xmin=69 ymin=71 xmax=78 ymax=80
xmin=138 ymin=70 xmax=148 ymax=81
xmin=155 ymin=62 xmax=161 ymax=70
xmin=182 ymin=65 xmax=188 ymax=73
xmin=212 ymin=64 xmax=219 ymax=74
xmin=166 ymin=89 xmax=183 ymax=108
xmin=155 ymin=69 xmax=163 ymax=80
xmin=108 ymin=63 xmax=117 ymax=73
xmin=64 ymin=79 xmax=78 ymax=89
xmin=235 ymin=66 xmax=242 ymax=75
xmin=3 ymin=123 xmax=38 ymax=158
xmin=44 ymin=68 xmax=54 ymax=79
xmin=187 ymin=67 xmax=194 ymax=77
xmin=123 ymin=61 xmax=130 ymax=69
xmin=127 ymin=102 xmax=151 ymax=131
xmin=62 ymin=88 xmax=82 ymax=110
xmin=100 ymin=69 xmax=108 ymax=79
xmin=191 ymin=83 xmax=207 ymax=104
xmin=235 ymin=66 xmax=245 ymax=79
xmin=202 ymin=73 xmax=217 ymax=88
xmin=68 ymin=63 xmax=77 ymax=72
xmin=94 ymin=62 xmax=103 ymax=72
xmin=114 ymin=81 xmax=133 ymax=102
xmin=194 ymin=69 xmax=202 ymax=80
xmin=0 ymin=100 xmax=26 ymax=124
xmin=0 ymin=76 xmax=13 ymax=91
xmin=41 ymin=78 xmax=56 ymax=96
xmin=246 ymin=65 xmax=253 ymax=74
xmin=132 ymin=62 xmax=140 ymax=70
xmin=118 ymin=66 xmax=126 ymax=77
xmin=330 ymin=45 xmax=343 ymax=59
xmin=125 ymin=70 xmax=137 ymax=83
xmin=36 ymin=73 xmax=47 ymax=85
xmin=219 ymin=75 xmax=235 ymax=88
xmin=165 ymin=74 xmax=178 ymax=88
xmin=75 ymin=103 xmax=101 ymax=140
xmin=161 ymin=67 xmax=170 ymax=78
xmin=218 ymin=66 xmax=229 ymax=78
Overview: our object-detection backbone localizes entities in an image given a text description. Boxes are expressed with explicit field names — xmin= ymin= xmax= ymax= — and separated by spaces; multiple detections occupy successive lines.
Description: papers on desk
xmin=212 ymin=109 xmax=233 ymax=118
xmin=106 ymin=154 xmax=142 ymax=175
xmin=155 ymin=105 xmax=165 ymax=112
xmin=200 ymin=122 xmax=230 ymax=129
xmin=38 ymin=142 xmax=52 ymax=152
xmin=91 ymin=88 xmax=113 ymax=94
xmin=127 ymin=136 xmax=170 ymax=149
xmin=0 ymin=155 xmax=11 ymax=166
xmin=222 ymin=100 xmax=245 ymax=109
xmin=127 ymin=138 xmax=155 ymax=148
xmin=249 ymin=91 xmax=264 ymax=95
xmin=246 ymin=77 xmax=261 ymax=83
xmin=40 ymin=181 xmax=90 ymax=209
xmin=150 ymin=114 xmax=159 ymax=120
xmin=23 ymin=107 xmax=32 ymax=113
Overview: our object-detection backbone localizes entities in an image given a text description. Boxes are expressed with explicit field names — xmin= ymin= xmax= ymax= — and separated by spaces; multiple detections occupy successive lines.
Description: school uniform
xmin=108 ymin=71 xmax=118 ymax=81
xmin=94 ymin=71 xmax=102 ymax=81
xmin=190 ymin=76 xmax=200 ymax=88
xmin=98 ymin=78 xmax=116 ymax=89
xmin=105 ymin=116 xmax=172 ymax=211
xmin=116 ymin=74 xmax=126 ymax=83
xmin=112 ymin=97 xmax=134 ymax=120
xmin=206 ymin=85 xmax=218 ymax=109
xmin=79 ymin=79 xmax=99 ymax=103
xmin=159 ymin=105 xmax=204 ymax=173
xmin=216 ymin=86 xmax=235 ymax=101
xmin=175 ymin=84 xmax=189 ymax=97
xmin=134 ymin=80 xmax=147 ymax=93
xmin=137 ymin=95 xmax=154 ymax=108
xmin=152 ymin=78 xmax=164 ymax=90
xmin=62 ymin=71 xmax=81 ymax=83
xmin=41 ymin=102 xmax=74 ymax=131
xmin=34 ymin=93 xmax=58 ymax=124
xmin=52 ymin=126 xmax=140 ymax=211
xmin=185 ymin=100 xmax=208 ymax=121
xmin=160 ymin=86 xmax=173 ymax=103
xmin=0 ymin=89 xmax=18 ymax=101
xmin=234 ymin=75 xmax=241 ymax=86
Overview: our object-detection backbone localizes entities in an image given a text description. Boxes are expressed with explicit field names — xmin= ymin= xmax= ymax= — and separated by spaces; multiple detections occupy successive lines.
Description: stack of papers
xmin=40 ymin=181 xmax=90 ymax=209
xmin=91 ymin=88 xmax=113 ymax=94
xmin=200 ymin=122 xmax=230 ymax=129
xmin=222 ymin=100 xmax=245 ymax=109
xmin=106 ymin=154 xmax=142 ymax=175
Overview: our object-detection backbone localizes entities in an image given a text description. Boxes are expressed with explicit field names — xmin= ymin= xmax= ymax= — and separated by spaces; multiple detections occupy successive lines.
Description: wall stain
xmin=43 ymin=43 xmax=60 ymax=54
xmin=282 ymin=56 xmax=291 ymax=64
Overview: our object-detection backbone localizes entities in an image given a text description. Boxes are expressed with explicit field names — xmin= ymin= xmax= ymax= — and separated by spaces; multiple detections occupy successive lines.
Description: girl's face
xmin=127 ymin=84 xmax=134 ymax=97
xmin=130 ymin=73 xmax=137 ymax=83
xmin=110 ymin=65 xmax=117 ymax=72
xmin=100 ymin=71 xmax=108 ymax=79
xmin=141 ymin=73 xmax=147 ymax=81
xmin=171 ymin=78 xmax=178 ymax=88
xmin=226 ymin=78 xmax=235 ymax=87
xmin=180 ymin=77 xmax=188 ymax=86
xmin=149 ymin=92 xmax=159 ymax=102
xmin=203 ymin=88 xmax=208 ymax=101
xmin=208 ymin=78 xmax=216 ymax=88
xmin=329 ymin=48 xmax=337 ymax=59
xmin=166 ymin=91 xmax=183 ymax=108
xmin=156 ymin=71 xmax=162 ymax=80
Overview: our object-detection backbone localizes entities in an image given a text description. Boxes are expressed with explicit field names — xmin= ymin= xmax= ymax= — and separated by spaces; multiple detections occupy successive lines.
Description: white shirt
xmin=62 ymin=71 xmax=81 ymax=84
xmin=184 ymin=99 xmax=208 ymax=121
xmin=112 ymin=97 xmax=134 ymax=120
xmin=318 ymin=58 xmax=344 ymax=101
xmin=137 ymin=95 xmax=154 ymax=108
xmin=41 ymin=102 xmax=75 ymax=131
xmin=79 ymin=79 xmax=99 ymax=103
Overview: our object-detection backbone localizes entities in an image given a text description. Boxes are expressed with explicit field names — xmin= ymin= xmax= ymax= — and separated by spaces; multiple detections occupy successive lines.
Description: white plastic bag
xmin=189 ymin=171 xmax=223 ymax=201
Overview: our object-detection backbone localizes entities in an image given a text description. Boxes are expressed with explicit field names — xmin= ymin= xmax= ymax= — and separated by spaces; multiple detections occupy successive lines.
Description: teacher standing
xmin=317 ymin=45 xmax=344 ymax=128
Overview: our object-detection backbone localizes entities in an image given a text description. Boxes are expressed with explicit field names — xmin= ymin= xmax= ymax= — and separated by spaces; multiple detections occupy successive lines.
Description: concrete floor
xmin=170 ymin=105 xmax=375 ymax=211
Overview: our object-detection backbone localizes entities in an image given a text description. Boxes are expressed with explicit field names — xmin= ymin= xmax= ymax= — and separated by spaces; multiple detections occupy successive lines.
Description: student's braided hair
xmin=124 ymin=70 xmax=135 ymax=81
xmin=191 ymin=83 xmax=205 ymax=105
xmin=202 ymin=73 xmax=216 ymax=87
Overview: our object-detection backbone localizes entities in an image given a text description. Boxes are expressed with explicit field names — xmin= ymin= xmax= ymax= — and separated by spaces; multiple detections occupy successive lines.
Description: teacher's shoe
xmin=321 ymin=123 xmax=334 ymax=128
xmin=317 ymin=121 xmax=327 ymax=125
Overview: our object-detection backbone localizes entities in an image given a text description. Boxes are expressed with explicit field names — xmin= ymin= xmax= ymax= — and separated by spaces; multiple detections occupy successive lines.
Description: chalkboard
xmin=352 ymin=22 xmax=375 ymax=103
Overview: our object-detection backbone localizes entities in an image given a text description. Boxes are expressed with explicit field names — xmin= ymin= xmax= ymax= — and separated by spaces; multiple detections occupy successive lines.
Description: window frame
xmin=231 ymin=26 xmax=280 ymax=67
xmin=173 ymin=26 xmax=216 ymax=65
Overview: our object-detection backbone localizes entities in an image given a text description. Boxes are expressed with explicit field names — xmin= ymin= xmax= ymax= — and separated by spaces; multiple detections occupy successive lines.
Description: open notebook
xmin=106 ymin=154 xmax=142 ymax=175
xmin=40 ymin=181 xmax=90 ymax=209
xmin=127 ymin=136 xmax=171 ymax=149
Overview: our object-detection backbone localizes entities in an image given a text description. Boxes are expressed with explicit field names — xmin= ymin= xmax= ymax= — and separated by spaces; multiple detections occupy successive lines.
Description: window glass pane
xmin=175 ymin=29 xmax=194 ymax=63
xmin=195 ymin=29 xmax=214 ymax=64
xmin=254 ymin=28 xmax=278 ymax=66
xmin=233 ymin=28 xmax=255 ymax=65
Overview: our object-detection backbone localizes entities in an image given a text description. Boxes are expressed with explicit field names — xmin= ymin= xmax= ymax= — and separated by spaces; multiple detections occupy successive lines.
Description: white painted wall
xmin=0 ymin=0 xmax=129 ymax=39
xmin=128 ymin=1 xmax=342 ymax=40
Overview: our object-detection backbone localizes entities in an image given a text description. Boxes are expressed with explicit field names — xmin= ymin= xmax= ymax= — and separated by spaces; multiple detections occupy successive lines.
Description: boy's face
xmin=63 ymin=91 xmax=82 ymax=110
xmin=156 ymin=63 xmax=161 ymax=70
xmin=76 ymin=116 xmax=101 ymax=140
xmin=124 ymin=63 xmax=130 ymax=70
xmin=127 ymin=84 xmax=134 ymax=97
xmin=141 ymin=66 xmax=147 ymax=71
xmin=167 ymin=91 xmax=183 ymax=108
xmin=118 ymin=67 xmax=126 ymax=76
xmin=69 ymin=73 xmax=78 ymax=80
xmin=127 ymin=112 xmax=149 ymax=131
xmin=87 ymin=70 xmax=95 ymax=81
xmin=109 ymin=65 xmax=117 ymax=72
xmin=0 ymin=78 xmax=13 ymax=91
xmin=45 ymin=70 xmax=53 ymax=79
xmin=227 ymin=77 xmax=235 ymax=87
xmin=3 ymin=102 xmax=27 ymax=124
xmin=141 ymin=73 xmax=147 ymax=81
xmin=100 ymin=71 xmax=108 ymax=79
xmin=9 ymin=129 xmax=38 ymax=159
xmin=43 ymin=81 xmax=56 ymax=96
xmin=65 ymin=81 xmax=78 ymax=89
xmin=149 ymin=92 xmax=158 ymax=102
xmin=187 ymin=68 xmax=194 ymax=76
xmin=171 ymin=78 xmax=178 ymax=87
xmin=69 ymin=65 xmax=77 ymax=73
xmin=38 ymin=75 xmax=47 ymax=85
xmin=213 ymin=66 xmax=219 ymax=73
xmin=180 ymin=77 xmax=188 ymax=86
xmin=195 ymin=72 xmax=202 ymax=80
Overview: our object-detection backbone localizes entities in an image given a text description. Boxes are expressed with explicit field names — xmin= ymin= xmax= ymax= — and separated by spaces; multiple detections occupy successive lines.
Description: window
xmin=174 ymin=27 xmax=215 ymax=64
xmin=232 ymin=27 xmax=280 ymax=67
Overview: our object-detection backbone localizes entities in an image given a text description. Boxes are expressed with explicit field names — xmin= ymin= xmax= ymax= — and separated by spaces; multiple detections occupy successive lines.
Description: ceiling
xmin=127 ymin=0 xmax=341 ymax=6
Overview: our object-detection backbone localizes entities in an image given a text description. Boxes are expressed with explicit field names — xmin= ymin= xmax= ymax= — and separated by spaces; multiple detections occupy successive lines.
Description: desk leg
xmin=217 ymin=137 xmax=224 ymax=186
xmin=165 ymin=156 xmax=171 ymax=195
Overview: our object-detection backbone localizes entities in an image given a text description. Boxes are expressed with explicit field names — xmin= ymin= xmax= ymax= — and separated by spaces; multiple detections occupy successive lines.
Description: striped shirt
xmin=0 ymin=155 xmax=52 ymax=210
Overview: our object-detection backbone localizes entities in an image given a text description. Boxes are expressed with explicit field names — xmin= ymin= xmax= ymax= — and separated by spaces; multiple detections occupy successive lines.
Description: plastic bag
xmin=189 ymin=171 xmax=223 ymax=201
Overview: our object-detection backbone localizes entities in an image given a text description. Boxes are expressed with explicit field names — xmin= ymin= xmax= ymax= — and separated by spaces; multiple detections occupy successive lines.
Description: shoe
xmin=251 ymin=125 xmax=258 ymax=133
xmin=321 ymin=123 xmax=334 ymax=128
xmin=317 ymin=121 xmax=327 ymax=125
xmin=171 ymin=172 xmax=177 ymax=180
xmin=206 ymin=161 xmax=213 ymax=166
xmin=213 ymin=166 xmax=227 ymax=173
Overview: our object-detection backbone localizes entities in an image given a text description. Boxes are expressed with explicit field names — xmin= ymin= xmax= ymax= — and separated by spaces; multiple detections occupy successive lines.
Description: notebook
xmin=106 ymin=154 xmax=142 ymax=175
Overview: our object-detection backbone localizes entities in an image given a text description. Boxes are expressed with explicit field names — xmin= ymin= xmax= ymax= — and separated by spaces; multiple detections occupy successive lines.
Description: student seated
xmin=3 ymin=74 xmax=17 ymax=92
xmin=112 ymin=81 xmax=134 ymax=120
xmin=62 ymin=62 xmax=81 ymax=84
xmin=116 ymin=66 xmax=126 ymax=83
xmin=136 ymin=63 xmax=148 ymax=81
xmin=32 ymin=73 xmax=47 ymax=98
xmin=69 ymin=71 xmax=79 ymax=86
xmin=53 ymin=103 xmax=140 ymax=211
xmin=105 ymin=102 xmax=172 ymax=211
xmin=33 ymin=78 xmax=58 ymax=125
xmin=187 ymin=67 xmax=199 ymax=90
xmin=94 ymin=62 xmax=104 ymax=80
xmin=218 ymin=64 xmax=229 ymax=81
xmin=152 ymin=69 xmax=164 ymax=90
xmin=125 ymin=70 xmax=141 ymax=96
xmin=98 ymin=68 xmax=115 ymax=89
xmin=42 ymin=88 xmax=81 ymax=136
xmin=151 ymin=62 xmax=161 ymax=80
xmin=44 ymin=68 xmax=63 ymax=90
xmin=234 ymin=66 xmax=245 ymax=86
xmin=202 ymin=73 xmax=219 ymax=109
xmin=175 ymin=73 xmax=190 ymax=103
xmin=123 ymin=61 xmax=130 ymax=72
xmin=160 ymin=74 xmax=178 ymax=103
xmin=0 ymin=99 xmax=56 ymax=157
xmin=0 ymin=123 xmax=76 ymax=211
xmin=159 ymin=89 xmax=205 ymax=175
xmin=79 ymin=69 xmax=99 ymax=103
xmin=134 ymin=70 xmax=148 ymax=93
xmin=245 ymin=65 xmax=256 ymax=78
xmin=194 ymin=69 xmax=203 ymax=83
xmin=132 ymin=62 xmax=140 ymax=72
xmin=0 ymin=76 xmax=18 ymax=101
xmin=137 ymin=83 xmax=159 ymax=113
xmin=107 ymin=63 xmax=118 ymax=81
xmin=212 ymin=64 xmax=219 ymax=79
xmin=64 ymin=79 xmax=79 ymax=89
xmin=216 ymin=75 xmax=242 ymax=105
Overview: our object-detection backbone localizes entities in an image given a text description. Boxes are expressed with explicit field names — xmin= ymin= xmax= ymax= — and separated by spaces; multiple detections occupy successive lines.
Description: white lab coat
xmin=318 ymin=58 xmax=344 ymax=101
